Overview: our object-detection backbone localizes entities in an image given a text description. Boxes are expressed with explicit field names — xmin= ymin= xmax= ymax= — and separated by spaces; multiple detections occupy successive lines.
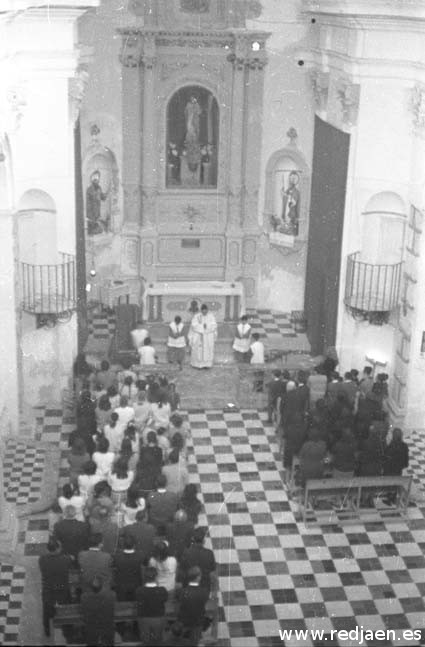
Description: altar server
xmin=167 ymin=316 xmax=186 ymax=369
xmin=232 ymin=314 xmax=251 ymax=362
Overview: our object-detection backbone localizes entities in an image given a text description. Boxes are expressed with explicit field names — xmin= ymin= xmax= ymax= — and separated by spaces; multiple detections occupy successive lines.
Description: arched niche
xmin=166 ymin=85 xmax=219 ymax=189
xmin=17 ymin=189 xmax=58 ymax=264
xmin=361 ymin=191 xmax=406 ymax=265
xmin=264 ymin=147 xmax=310 ymax=240
xmin=83 ymin=143 xmax=119 ymax=235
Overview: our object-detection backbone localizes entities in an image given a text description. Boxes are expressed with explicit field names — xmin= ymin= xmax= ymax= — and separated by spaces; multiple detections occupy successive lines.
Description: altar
xmin=143 ymin=281 xmax=245 ymax=323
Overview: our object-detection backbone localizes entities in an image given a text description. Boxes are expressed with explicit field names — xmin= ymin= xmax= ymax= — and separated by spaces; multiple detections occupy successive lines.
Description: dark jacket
xmin=180 ymin=544 xmax=216 ymax=593
xmin=78 ymin=549 xmax=114 ymax=591
xmin=81 ymin=589 xmax=116 ymax=646
xmin=148 ymin=490 xmax=179 ymax=527
xmin=113 ymin=550 xmax=144 ymax=599
xmin=166 ymin=520 xmax=194 ymax=561
xmin=121 ymin=521 xmax=156 ymax=561
xmin=383 ymin=440 xmax=409 ymax=476
xmin=177 ymin=584 xmax=209 ymax=627
xmin=38 ymin=553 xmax=73 ymax=603
xmin=136 ymin=584 xmax=168 ymax=617
xmin=53 ymin=518 xmax=90 ymax=559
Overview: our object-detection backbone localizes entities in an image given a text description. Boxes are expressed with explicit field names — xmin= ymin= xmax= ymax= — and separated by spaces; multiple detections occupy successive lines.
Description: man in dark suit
xmin=266 ymin=369 xmax=285 ymax=423
xmin=113 ymin=535 xmax=144 ymax=601
xmin=81 ymin=576 xmax=116 ymax=645
xmin=180 ymin=528 xmax=216 ymax=594
xmin=38 ymin=537 xmax=73 ymax=637
xmin=177 ymin=566 xmax=209 ymax=644
xmin=53 ymin=505 xmax=90 ymax=560
xmin=135 ymin=566 xmax=168 ymax=645
xmin=120 ymin=510 xmax=156 ymax=561
xmin=78 ymin=532 xmax=113 ymax=592
xmin=166 ymin=510 xmax=194 ymax=562
xmin=148 ymin=475 xmax=179 ymax=528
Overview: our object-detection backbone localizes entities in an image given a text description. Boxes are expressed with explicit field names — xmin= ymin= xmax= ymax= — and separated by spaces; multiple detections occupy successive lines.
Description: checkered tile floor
xmin=246 ymin=309 xmax=298 ymax=339
xmin=4 ymin=406 xmax=425 ymax=646
xmin=87 ymin=307 xmax=116 ymax=340
xmin=0 ymin=565 xmax=25 ymax=646
xmin=3 ymin=440 xmax=45 ymax=504
xmin=87 ymin=306 xmax=300 ymax=342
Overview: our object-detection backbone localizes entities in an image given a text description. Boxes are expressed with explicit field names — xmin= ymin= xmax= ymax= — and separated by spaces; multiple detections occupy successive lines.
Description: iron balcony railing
xmin=344 ymin=252 xmax=403 ymax=313
xmin=21 ymin=253 xmax=76 ymax=314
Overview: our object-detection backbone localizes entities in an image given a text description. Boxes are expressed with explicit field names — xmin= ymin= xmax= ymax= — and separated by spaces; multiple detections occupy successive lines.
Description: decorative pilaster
xmin=141 ymin=32 xmax=158 ymax=230
xmin=226 ymin=35 xmax=250 ymax=230
xmin=120 ymin=32 xmax=143 ymax=224
xmin=410 ymin=84 xmax=425 ymax=134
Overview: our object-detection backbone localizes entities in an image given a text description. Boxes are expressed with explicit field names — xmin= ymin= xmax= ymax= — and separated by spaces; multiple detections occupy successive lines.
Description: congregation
xmin=39 ymin=361 xmax=216 ymax=646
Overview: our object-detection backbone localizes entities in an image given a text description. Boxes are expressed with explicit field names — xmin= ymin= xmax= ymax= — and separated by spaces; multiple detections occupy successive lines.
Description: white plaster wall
xmin=337 ymin=315 xmax=396 ymax=377
xmin=20 ymin=314 xmax=77 ymax=407
xmin=0 ymin=212 xmax=19 ymax=436
xmin=251 ymin=0 xmax=314 ymax=310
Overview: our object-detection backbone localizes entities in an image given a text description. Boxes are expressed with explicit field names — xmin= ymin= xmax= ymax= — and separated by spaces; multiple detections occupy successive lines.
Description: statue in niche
xmin=271 ymin=169 xmax=301 ymax=236
xmin=86 ymin=170 xmax=109 ymax=235
xmin=166 ymin=85 xmax=218 ymax=188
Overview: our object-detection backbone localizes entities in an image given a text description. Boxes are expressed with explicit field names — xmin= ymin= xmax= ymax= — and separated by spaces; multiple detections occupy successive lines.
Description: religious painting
xmin=84 ymin=149 xmax=118 ymax=235
xmin=271 ymin=164 xmax=301 ymax=236
xmin=166 ymin=85 xmax=219 ymax=189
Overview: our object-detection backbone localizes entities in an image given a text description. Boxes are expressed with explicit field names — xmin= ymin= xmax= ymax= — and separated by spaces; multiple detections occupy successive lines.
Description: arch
xmin=363 ymin=191 xmax=406 ymax=217
xmin=264 ymin=146 xmax=310 ymax=239
xmin=17 ymin=189 xmax=56 ymax=213
xmin=361 ymin=191 xmax=406 ymax=265
xmin=165 ymin=84 xmax=219 ymax=188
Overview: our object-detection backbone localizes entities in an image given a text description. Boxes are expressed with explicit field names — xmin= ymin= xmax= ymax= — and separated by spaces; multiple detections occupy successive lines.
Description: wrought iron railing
xmin=21 ymin=253 xmax=76 ymax=314
xmin=344 ymin=252 xmax=403 ymax=313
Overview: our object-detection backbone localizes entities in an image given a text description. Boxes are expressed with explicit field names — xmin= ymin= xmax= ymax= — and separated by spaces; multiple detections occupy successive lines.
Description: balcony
xmin=344 ymin=252 xmax=403 ymax=324
xmin=21 ymin=253 xmax=76 ymax=321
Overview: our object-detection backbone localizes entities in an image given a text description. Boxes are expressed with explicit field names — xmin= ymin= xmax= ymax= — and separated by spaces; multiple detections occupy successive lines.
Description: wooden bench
xmin=52 ymin=595 xmax=218 ymax=645
xmin=302 ymin=475 xmax=413 ymax=526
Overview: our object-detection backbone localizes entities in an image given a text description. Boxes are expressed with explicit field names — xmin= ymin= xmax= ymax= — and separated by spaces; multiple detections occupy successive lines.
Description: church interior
xmin=1 ymin=0 xmax=425 ymax=645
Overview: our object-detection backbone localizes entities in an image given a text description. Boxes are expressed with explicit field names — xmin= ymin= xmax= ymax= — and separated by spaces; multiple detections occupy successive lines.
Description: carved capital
xmin=310 ymin=69 xmax=329 ymax=112
xmin=0 ymin=84 xmax=27 ymax=134
xmin=410 ymin=84 xmax=425 ymax=131
xmin=120 ymin=33 xmax=143 ymax=68
xmin=336 ymin=80 xmax=360 ymax=126
xmin=69 ymin=65 xmax=89 ymax=123
xmin=141 ymin=32 xmax=157 ymax=70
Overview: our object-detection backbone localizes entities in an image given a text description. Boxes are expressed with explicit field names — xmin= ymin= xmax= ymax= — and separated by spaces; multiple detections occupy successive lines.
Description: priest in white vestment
xmin=189 ymin=304 xmax=218 ymax=368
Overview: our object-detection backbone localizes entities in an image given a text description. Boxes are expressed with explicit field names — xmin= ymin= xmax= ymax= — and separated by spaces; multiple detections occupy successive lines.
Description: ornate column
xmin=140 ymin=32 xmax=157 ymax=231
xmin=119 ymin=32 xmax=143 ymax=224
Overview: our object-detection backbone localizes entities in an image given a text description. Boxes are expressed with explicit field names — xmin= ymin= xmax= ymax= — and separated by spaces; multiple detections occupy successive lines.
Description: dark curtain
xmin=304 ymin=116 xmax=350 ymax=355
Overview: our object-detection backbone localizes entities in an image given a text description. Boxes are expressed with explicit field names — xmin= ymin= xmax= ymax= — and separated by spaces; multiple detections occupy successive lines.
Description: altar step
xmin=175 ymin=365 xmax=240 ymax=409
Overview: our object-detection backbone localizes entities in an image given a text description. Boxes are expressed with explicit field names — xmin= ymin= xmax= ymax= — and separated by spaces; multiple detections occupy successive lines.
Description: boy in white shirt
xmin=250 ymin=332 xmax=265 ymax=364
xmin=138 ymin=337 xmax=157 ymax=366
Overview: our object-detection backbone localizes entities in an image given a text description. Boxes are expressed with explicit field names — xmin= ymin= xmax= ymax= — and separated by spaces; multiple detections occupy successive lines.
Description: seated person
xmin=299 ymin=428 xmax=328 ymax=484
xmin=139 ymin=337 xmax=157 ymax=366
xmin=383 ymin=427 xmax=409 ymax=476
xmin=177 ymin=566 xmax=210 ymax=644
xmin=135 ymin=566 xmax=168 ymax=645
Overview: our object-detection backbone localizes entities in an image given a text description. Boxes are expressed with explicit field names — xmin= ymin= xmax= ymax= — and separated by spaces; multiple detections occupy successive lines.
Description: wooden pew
xmin=302 ymin=475 xmax=413 ymax=526
xmin=52 ymin=594 xmax=218 ymax=645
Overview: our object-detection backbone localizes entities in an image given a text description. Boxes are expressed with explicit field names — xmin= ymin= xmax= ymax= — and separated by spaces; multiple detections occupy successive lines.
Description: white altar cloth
xmin=143 ymin=281 xmax=245 ymax=323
